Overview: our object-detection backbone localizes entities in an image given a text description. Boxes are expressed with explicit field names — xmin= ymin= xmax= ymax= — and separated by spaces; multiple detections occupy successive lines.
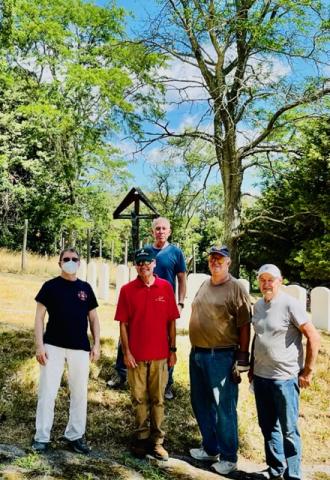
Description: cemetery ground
xmin=0 ymin=266 xmax=329 ymax=479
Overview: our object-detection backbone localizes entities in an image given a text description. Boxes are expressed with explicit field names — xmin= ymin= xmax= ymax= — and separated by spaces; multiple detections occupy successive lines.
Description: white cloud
xmin=157 ymin=43 xmax=291 ymax=112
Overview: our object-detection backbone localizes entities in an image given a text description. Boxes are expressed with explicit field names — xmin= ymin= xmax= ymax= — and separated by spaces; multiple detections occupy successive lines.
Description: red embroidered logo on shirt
xmin=77 ymin=290 xmax=88 ymax=301
xmin=155 ymin=296 xmax=166 ymax=303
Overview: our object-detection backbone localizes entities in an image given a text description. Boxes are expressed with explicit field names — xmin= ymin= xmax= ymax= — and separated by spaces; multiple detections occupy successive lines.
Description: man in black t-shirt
xmin=32 ymin=247 xmax=100 ymax=455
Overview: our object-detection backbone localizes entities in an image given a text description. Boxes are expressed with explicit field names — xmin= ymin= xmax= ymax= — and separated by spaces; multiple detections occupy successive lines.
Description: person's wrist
xmin=178 ymin=302 xmax=184 ymax=308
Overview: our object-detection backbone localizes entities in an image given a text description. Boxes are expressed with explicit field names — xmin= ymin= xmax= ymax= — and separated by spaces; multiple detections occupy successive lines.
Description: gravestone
xmin=311 ymin=287 xmax=330 ymax=331
xmin=186 ymin=273 xmax=210 ymax=301
xmin=285 ymin=284 xmax=307 ymax=308
xmin=115 ymin=265 xmax=130 ymax=303
xmin=98 ymin=263 xmax=110 ymax=302
xmin=129 ymin=266 xmax=138 ymax=281
xmin=238 ymin=278 xmax=250 ymax=294
xmin=177 ymin=301 xmax=192 ymax=329
xmin=87 ymin=261 xmax=97 ymax=295
xmin=78 ymin=259 xmax=87 ymax=281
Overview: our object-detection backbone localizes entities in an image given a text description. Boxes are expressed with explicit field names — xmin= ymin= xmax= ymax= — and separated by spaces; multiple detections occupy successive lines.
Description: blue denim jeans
xmin=254 ymin=375 xmax=301 ymax=480
xmin=189 ymin=348 xmax=238 ymax=462
xmin=115 ymin=340 xmax=174 ymax=387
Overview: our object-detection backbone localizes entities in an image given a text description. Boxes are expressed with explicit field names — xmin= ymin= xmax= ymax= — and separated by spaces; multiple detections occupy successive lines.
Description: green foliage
xmin=241 ymin=117 xmax=330 ymax=286
xmin=142 ymin=139 xmax=224 ymax=269
xmin=0 ymin=0 xmax=164 ymax=255
xmin=144 ymin=0 xmax=330 ymax=274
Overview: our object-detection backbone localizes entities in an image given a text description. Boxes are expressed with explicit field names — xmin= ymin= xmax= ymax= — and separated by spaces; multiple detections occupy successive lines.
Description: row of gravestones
xmin=79 ymin=262 xmax=330 ymax=332
xmin=115 ymin=268 xmax=330 ymax=331
xmin=77 ymin=260 xmax=110 ymax=302
xmin=178 ymin=273 xmax=329 ymax=331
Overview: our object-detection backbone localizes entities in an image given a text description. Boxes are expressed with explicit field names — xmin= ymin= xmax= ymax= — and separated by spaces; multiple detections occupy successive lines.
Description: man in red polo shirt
xmin=115 ymin=247 xmax=179 ymax=461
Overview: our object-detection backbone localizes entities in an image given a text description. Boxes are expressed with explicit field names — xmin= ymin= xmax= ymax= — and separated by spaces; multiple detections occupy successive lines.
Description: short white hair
xmin=152 ymin=217 xmax=171 ymax=229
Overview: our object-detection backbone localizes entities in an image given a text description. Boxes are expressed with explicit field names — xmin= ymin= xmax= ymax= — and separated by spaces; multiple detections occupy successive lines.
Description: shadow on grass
xmin=0 ymin=327 xmax=199 ymax=478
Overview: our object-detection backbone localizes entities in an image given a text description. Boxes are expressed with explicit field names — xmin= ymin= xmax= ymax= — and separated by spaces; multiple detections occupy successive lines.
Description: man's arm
xmin=35 ymin=302 xmax=47 ymax=366
xmin=298 ymin=322 xmax=320 ymax=388
xmin=120 ymin=322 xmax=137 ymax=368
xmin=168 ymin=320 xmax=177 ymax=368
xmin=88 ymin=308 xmax=100 ymax=362
xmin=239 ymin=322 xmax=251 ymax=352
xmin=177 ymin=271 xmax=187 ymax=308
xmin=236 ymin=322 xmax=251 ymax=373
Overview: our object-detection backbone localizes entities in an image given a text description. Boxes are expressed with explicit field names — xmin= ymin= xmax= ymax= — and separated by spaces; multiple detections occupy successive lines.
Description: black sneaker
xmin=69 ymin=438 xmax=90 ymax=455
xmin=164 ymin=385 xmax=174 ymax=400
xmin=107 ymin=373 xmax=127 ymax=390
xmin=31 ymin=440 xmax=48 ymax=453
xmin=130 ymin=439 xmax=149 ymax=459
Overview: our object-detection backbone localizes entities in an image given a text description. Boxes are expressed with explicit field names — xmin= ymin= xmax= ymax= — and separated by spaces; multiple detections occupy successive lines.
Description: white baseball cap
xmin=257 ymin=264 xmax=282 ymax=279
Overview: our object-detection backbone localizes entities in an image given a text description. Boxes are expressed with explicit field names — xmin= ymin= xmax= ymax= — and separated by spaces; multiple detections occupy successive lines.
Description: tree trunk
xmin=215 ymin=118 xmax=242 ymax=277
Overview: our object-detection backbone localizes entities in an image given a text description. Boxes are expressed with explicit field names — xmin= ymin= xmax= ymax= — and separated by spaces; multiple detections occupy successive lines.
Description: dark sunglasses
xmin=136 ymin=260 xmax=152 ymax=266
xmin=62 ymin=257 xmax=79 ymax=263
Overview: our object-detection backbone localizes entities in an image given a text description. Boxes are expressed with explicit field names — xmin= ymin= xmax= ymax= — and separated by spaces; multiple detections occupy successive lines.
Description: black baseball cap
xmin=134 ymin=247 xmax=156 ymax=263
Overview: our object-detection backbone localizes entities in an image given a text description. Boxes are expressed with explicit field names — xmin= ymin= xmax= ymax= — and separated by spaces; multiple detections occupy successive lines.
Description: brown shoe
xmin=152 ymin=444 xmax=169 ymax=461
xmin=130 ymin=439 xmax=149 ymax=459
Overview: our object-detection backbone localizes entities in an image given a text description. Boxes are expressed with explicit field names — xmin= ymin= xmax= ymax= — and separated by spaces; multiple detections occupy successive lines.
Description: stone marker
xmin=87 ymin=261 xmax=97 ymax=296
xmin=98 ymin=263 xmax=110 ymax=302
xmin=115 ymin=264 xmax=130 ymax=303
xmin=129 ymin=266 xmax=138 ymax=281
xmin=187 ymin=273 xmax=210 ymax=301
xmin=285 ymin=284 xmax=307 ymax=308
xmin=177 ymin=300 xmax=192 ymax=330
xmin=77 ymin=259 xmax=87 ymax=281
xmin=311 ymin=287 xmax=330 ymax=331
xmin=238 ymin=278 xmax=250 ymax=294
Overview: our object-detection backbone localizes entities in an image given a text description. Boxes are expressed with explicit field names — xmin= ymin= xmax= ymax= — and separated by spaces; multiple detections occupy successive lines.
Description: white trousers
xmin=34 ymin=344 xmax=90 ymax=443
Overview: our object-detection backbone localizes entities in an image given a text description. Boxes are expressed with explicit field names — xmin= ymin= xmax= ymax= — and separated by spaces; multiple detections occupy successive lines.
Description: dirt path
xmin=1 ymin=443 xmax=329 ymax=480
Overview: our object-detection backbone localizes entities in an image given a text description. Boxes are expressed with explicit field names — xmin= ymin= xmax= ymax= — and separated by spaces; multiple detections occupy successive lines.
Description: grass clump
xmin=0 ymin=269 xmax=330 ymax=479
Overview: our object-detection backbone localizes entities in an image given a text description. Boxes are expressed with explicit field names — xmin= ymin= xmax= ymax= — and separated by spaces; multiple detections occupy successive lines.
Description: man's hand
xmin=90 ymin=345 xmax=100 ymax=362
xmin=36 ymin=346 xmax=48 ymax=366
xmin=235 ymin=351 xmax=250 ymax=373
xmin=124 ymin=351 xmax=138 ymax=368
xmin=299 ymin=368 xmax=313 ymax=388
xmin=248 ymin=368 xmax=254 ymax=383
xmin=168 ymin=352 xmax=177 ymax=368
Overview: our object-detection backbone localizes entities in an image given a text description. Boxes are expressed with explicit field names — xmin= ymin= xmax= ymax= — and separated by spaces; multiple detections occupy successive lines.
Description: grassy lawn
xmin=0 ymin=264 xmax=329 ymax=478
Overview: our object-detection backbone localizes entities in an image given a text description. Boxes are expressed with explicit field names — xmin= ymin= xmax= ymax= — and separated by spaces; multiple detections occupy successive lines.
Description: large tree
xmin=0 ymin=0 xmax=164 ymax=252
xmin=140 ymin=0 xmax=330 ymax=273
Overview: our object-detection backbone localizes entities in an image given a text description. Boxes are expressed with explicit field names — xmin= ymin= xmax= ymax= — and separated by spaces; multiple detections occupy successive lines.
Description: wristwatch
xmin=178 ymin=302 xmax=184 ymax=308
xmin=170 ymin=346 xmax=177 ymax=353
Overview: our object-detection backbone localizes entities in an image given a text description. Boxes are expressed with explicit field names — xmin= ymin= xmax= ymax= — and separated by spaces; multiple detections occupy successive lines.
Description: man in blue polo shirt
xmin=108 ymin=217 xmax=186 ymax=400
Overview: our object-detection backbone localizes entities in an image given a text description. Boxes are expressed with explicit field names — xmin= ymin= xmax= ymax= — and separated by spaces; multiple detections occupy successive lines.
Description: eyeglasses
xmin=209 ymin=256 xmax=226 ymax=264
xmin=136 ymin=260 xmax=152 ymax=266
xmin=62 ymin=257 xmax=79 ymax=263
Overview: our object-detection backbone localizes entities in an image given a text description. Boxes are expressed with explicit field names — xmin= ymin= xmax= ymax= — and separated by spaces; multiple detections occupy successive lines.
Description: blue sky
xmin=95 ymin=0 xmax=227 ymax=192
xmin=96 ymin=1 xmax=329 ymax=196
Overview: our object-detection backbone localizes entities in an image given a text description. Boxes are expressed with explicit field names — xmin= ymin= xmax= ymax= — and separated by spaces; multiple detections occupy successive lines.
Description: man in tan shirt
xmin=189 ymin=246 xmax=251 ymax=475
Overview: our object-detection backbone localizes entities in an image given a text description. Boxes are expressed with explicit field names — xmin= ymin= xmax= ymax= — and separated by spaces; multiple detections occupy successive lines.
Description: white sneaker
xmin=212 ymin=460 xmax=237 ymax=475
xmin=190 ymin=447 xmax=219 ymax=462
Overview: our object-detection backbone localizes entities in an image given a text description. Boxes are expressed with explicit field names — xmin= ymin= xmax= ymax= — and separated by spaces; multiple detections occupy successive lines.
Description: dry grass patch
xmin=0 ymin=248 xmax=118 ymax=284
xmin=0 ymin=269 xmax=329 ymax=478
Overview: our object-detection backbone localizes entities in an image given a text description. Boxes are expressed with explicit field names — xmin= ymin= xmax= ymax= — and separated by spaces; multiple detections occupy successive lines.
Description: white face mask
xmin=62 ymin=260 xmax=79 ymax=275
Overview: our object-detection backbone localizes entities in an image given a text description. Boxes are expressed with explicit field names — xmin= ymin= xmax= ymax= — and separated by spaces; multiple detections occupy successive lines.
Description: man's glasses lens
xmin=62 ymin=257 xmax=79 ymax=263
xmin=210 ymin=256 xmax=225 ymax=264
xmin=136 ymin=260 xmax=152 ymax=266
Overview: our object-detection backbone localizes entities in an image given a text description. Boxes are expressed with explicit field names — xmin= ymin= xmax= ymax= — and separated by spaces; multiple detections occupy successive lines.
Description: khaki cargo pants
xmin=128 ymin=358 xmax=168 ymax=445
